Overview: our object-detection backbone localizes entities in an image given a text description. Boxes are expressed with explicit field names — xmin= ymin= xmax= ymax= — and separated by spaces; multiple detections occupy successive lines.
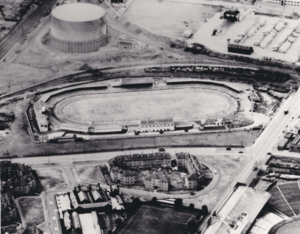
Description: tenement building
xmin=109 ymin=152 xmax=171 ymax=169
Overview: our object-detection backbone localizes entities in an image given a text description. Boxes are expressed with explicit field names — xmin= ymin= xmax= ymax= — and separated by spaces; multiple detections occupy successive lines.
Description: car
xmin=267 ymin=152 xmax=272 ymax=155
xmin=226 ymin=147 xmax=231 ymax=150
xmin=190 ymin=192 xmax=195 ymax=196
xmin=159 ymin=148 xmax=165 ymax=152
xmin=239 ymin=151 xmax=243 ymax=153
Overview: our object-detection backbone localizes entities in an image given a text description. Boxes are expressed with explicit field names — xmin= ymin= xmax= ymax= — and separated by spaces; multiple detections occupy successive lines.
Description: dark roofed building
xmin=289 ymin=134 xmax=300 ymax=152
xmin=0 ymin=161 xmax=32 ymax=182
xmin=185 ymin=172 xmax=204 ymax=189
xmin=175 ymin=152 xmax=205 ymax=189
xmin=71 ymin=184 xmax=110 ymax=210
xmin=228 ymin=44 xmax=254 ymax=55
xmin=1 ymin=225 xmax=18 ymax=234
xmin=110 ymin=152 xmax=172 ymax=169
xmin=174 ymin=121 xmax=194 ymax=130
xmin=144 ymin=174 xmax=170 ymax=191
xmin=224 ymin=10 xmax=240 ymax=22
xmin=117 ymin=38 xmax=135 ymax=50
xmin=110 ymin=168 xmax=136 ymax=185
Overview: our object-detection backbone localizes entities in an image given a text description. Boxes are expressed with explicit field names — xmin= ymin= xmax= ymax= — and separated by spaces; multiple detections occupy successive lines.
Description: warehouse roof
xmin=205 ymin=186 xmax=271 ymax=234
xmin=52 ymin=3 xmax=105 ymax=22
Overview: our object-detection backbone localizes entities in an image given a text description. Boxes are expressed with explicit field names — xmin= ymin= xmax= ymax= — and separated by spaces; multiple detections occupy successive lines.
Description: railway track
xmin=0 ymin=0 xmax=57 ymax=60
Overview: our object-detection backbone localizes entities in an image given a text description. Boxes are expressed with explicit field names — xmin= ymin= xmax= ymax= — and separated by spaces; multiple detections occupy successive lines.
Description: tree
xmin=115 ymin=218 xmax=122 ymax=227
xmin=175 ymin=198 xmax=183 ymax=210
xmin=151 ymin=197 xmax=157 ymax=203
xmin=132 ymin=197 xmax=141 ymax=207
xmin=202 ymin=205 xmax=208 ymax=215
xmin=189 ymin=203 xmax=195 ymax=211
xmin=187 ymin=220 xmax=196 ymax=230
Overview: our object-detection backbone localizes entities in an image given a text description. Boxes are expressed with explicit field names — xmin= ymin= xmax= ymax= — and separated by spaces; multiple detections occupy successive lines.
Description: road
xmin=6 ymin=147 xmax=249 ymax=164
xmin=195 ymin=90 xmax=300 ymax=233
xmin=215 ymin=91 xmax=300 ymax=212
xmin=0 ymin=0 xmax=57 ymax=60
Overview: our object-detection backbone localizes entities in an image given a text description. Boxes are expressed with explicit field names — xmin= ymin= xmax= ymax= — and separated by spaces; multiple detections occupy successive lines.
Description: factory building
xmin=228 ymin=44 xmax=254 ymax=55
xmin=49 ymin=3 xmax=108 ymax=53
xmin=263 ymin=0 xmax=300 ymax=6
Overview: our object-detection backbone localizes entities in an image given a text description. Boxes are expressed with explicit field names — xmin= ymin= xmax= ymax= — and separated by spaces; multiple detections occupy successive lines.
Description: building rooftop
xmin=186 ymin=173 xmax=203 ymax=180
xmin=114 ymin=153 xmax=171 ymax=162
xmin=205 ymin=186 xmax=271 ymax=234
xmin=145 ymin=174 xmax=170 ymax=183
xmin=176 ymin=152 xmax=190 ymax=159
xmin=141 ymin=118 xmax=173 ymax=125
xmin=292 ymin=134 xmax=300 ymax=145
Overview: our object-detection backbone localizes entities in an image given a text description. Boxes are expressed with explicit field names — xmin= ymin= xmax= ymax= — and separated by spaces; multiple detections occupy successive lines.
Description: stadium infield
xmin=53 ymin=88 xmax=237 ymax=125
xmin=118 ymin=205 xmax=196 ymax=234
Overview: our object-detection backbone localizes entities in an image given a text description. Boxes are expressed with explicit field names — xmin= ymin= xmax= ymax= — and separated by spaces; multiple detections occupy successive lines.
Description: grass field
xmin=75 ymin=165 xmax=106 ymax=184
xmin=19 ymin=197 xmax=44 ymax=226
xmin=35 ymin=168 xmax=64 ymax=190
xmin=123 ymin=0 xmax=221 ymax=39
xmin=119 ymin=205 xmax=196 ymax=234
xmin=54 ymin=88 xmax=236 ymax=124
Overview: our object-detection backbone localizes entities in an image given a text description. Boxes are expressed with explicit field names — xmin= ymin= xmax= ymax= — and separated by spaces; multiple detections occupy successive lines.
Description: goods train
xmin=144 ymin=65 xmax=290 ymax=82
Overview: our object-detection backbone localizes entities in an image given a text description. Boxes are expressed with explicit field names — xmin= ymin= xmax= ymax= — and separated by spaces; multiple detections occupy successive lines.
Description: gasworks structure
xmin=49 ymin=3 xmax=108 ymax=53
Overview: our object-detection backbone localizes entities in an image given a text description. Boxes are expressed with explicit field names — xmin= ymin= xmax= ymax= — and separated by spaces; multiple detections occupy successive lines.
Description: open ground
xmin=118 ymin=205 xmax=197 ymax=234
xmin=18 ymin=197 xmax=45 ymax=226
xmin=122 ymin=0 xmax=222 ymax=39
xmin=34 ymin=168 xmax=65 ymax=190
xmin=75 ymin=165 xmax=106 ymax=184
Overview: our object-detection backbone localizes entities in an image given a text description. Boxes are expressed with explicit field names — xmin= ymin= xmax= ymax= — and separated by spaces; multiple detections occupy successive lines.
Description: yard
xmin=18 ymin=197 xmax=44 ymax=226
xmin=35 ymin=168 xmax=65 ymax=190
xmin=75 ymin=165 xmax=106 ymax=184
xmin=256 ymin=92 xmax=279 ymax=115
xmin=118 ymin=205 xmax=197 ymax=234
xmin=123 ymin=0 xmax=221 ymax=39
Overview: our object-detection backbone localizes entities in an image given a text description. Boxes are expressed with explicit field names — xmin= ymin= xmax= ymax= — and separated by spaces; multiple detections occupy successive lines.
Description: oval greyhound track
xmin=53 ymin=88 xmax=238 ymax=125
xmin=274 ymin=220 xmax=300 ymax=234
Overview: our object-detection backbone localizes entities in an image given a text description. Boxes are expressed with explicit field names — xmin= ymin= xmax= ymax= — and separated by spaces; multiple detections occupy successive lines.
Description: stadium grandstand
xmin=267 ymin=181 xmax=300 ymax=217
xmin=248 ymin=209 xmax=287 ymax=234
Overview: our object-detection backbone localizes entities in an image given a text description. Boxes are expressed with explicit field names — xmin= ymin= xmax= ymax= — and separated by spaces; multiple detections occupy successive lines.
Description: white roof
xmin=79 ymin=214 xmax=97 ymax=234
xmin=52 ymin=3 xmax=105 ymax=22
xmin=56 ymin=194 xmax=71 ymax=219
xmin=111 ymin=197 xmax=124 ymax=210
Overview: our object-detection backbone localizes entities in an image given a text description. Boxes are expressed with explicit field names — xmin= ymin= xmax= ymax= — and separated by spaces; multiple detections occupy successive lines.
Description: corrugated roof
xmin=78 ymin=191 xmax=88 ymax=202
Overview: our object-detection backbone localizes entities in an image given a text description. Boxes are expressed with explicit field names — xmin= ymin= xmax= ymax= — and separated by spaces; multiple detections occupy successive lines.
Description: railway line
xmin=0 ymin=0 xmax=57 ymax=60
